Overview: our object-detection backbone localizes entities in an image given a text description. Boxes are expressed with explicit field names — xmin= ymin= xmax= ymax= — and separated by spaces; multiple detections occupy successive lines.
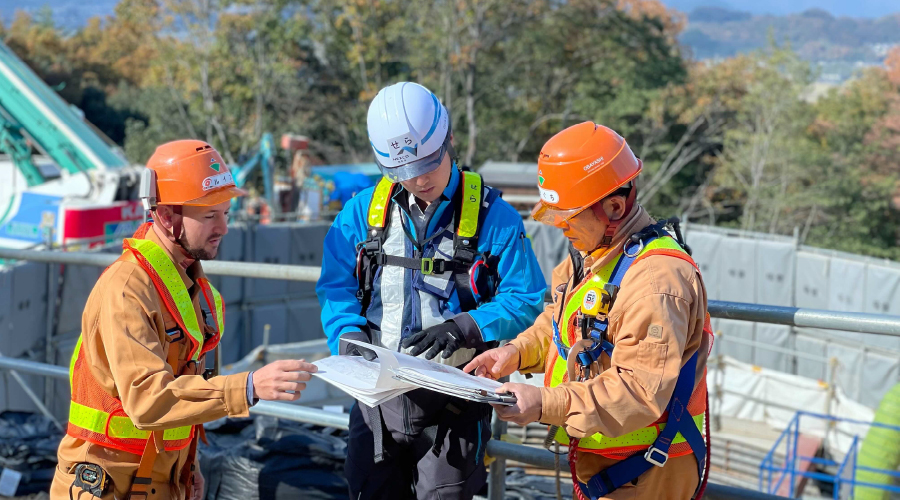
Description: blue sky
xmin=659 ymin=0 xmax=899 ymax=18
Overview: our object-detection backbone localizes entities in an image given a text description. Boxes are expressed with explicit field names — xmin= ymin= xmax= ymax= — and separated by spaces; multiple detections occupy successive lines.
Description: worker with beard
xmin=51 ymin=140 xmax=317 ymax=500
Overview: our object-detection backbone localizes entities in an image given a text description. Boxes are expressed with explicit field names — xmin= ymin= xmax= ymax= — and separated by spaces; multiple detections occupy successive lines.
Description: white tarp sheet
xmin=862 ymin=265 xmax=900 ymax=351
xmin=754 ymin=324 xmax=791 ymax=372
xmin=718 ymin=238 xmax=757 ymax=303
xmin=828 ymin=258 xmax=866 ymax=313
xmin=755 ymin=241 xmax=794 ymax=306
xmin=710 ymin=355 xmax=874 ymax=458
xmin=685 ymin=231 xmax=722 ymax=300
xmin=716 ymin=319 xmax=755 ymax=364
xmin=795 ymin=252 xmax=829 ymax=309
xmin=859 ymin=350 xmax=900 ymax=409
xmin=794 ymin=333 xmax=829 ymax=381
xmin=828 ymin=341 xmax=863 ymax=401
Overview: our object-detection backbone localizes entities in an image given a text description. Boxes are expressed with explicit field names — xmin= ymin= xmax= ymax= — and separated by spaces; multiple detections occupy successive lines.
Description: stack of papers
xmin=311 ymin=340 xmax=515 ymax=408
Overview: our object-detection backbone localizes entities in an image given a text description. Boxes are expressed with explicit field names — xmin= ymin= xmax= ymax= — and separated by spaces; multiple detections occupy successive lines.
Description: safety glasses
xmin=376 ymin=138 xmax=450 ymax=182
xmin=530 ymin=201 xmax=589 ymax=228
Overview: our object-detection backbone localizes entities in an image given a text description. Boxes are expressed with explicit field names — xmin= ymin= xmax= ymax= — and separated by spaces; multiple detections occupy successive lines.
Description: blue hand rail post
xmin=789 ymin=413 xmax=799 ymax=497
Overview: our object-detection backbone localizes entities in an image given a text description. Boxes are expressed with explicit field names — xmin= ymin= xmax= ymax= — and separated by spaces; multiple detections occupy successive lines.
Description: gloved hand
xmin=339 ymin=331 xmax=377 ymax=361
xmin=401 ymin=321 xmax=465 ymax=360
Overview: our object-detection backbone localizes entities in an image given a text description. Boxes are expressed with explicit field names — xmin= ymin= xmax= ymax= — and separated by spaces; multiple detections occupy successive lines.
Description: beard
xmin=177 ymin=231 xmax=221 ymax=261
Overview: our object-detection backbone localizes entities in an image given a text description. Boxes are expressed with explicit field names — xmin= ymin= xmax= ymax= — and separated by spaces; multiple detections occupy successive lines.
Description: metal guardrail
xmin=0 ymin=344 xmax=795 ymax=500
xmin=5 ymin=247 xmax=900 ymax=337
xmin=0 ymin=247 xmax=322 ymax=282
xmin=0 ymin=247 xmax=881 ymax=499
xmin=708 ymin=301 xmax=900 ymax=337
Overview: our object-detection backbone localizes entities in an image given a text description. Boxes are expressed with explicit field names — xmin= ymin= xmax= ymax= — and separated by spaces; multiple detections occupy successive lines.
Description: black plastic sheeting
xmin=0 ymin=409 xmax=573 ymax=500
xmin=200 ymin=415 xmax=349 ymax=500
xmin=199 ymin=417 xmax=569 ymax=500
xmin=0 ymin=411 xmax=61 ymax=496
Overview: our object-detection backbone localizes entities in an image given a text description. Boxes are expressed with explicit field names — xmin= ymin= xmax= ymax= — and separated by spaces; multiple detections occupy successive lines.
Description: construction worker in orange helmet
xmin=51 ymin=140 xmax=317 ymax=500
xmin=466 ymin=122 xmax=714 ymax=500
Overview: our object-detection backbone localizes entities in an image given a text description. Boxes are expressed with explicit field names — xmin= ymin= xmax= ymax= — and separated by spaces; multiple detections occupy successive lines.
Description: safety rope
xmin=554 ymin=441 xmax=562 ymax=500
xmin=695 ymin=392 xmax=712 ymax=499
xmin=569 ymin=439 xmax=589 ymax=500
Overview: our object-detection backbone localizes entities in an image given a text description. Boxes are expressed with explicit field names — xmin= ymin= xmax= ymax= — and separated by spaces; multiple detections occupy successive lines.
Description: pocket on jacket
xmin=634 ymin=341 xmax=668 ymax=394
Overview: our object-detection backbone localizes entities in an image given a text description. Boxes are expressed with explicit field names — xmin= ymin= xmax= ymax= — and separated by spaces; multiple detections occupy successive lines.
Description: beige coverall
xmin=51 ymin=228 xmax=251 ymax=500
xmin=508 ymin=206 xmax=710 ymax=500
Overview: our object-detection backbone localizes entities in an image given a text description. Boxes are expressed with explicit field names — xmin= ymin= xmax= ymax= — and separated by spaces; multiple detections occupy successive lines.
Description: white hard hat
xmin=366 ymin=82 xmax=451 ymax=182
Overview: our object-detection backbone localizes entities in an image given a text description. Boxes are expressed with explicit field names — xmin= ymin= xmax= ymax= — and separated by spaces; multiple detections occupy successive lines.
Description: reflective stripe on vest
xmin=457 ymin=171 xmax=482 ymax=238
xmin=364 ymin=172 xmax=484 ymax=368
xmin=546 ymin=236 xmax=706 ymax=455
xmin=368 ymin=177 xmax=395 ymax=228
xmin=197 ymin=277 xmax=225 ymax=357
xmin=66 ymin=233 xmax=225 ymax=454
xmin=124 ymin=238 xmax=205 ymax=361
xmin=68 ymin=401 xmax=192 ymax=441
xmin=367 ymin=171 xmax=483 ymax=234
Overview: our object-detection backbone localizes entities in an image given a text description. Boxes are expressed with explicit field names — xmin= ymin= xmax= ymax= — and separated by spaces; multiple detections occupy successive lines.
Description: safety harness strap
xmin=552 ymin=233 xmax=658 ymax=363
xmin=125 ymin=431 xmax=161 ymax=499
xmin=367 ymin=405 xmax=386 ymax=464
xmin=576 ymin=351 xmax=706 ymax=499
xmin=357 ymin=170 xmax=496 ymax=314
xmin=374 ymin=254 xmax=472 ymax=275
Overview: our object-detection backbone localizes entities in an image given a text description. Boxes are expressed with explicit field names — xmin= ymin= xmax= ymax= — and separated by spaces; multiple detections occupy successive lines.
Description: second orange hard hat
xmin=531 ymin=122 xmax=642 ymax=227
xmin=143 ymin=140 xmax=246 ymax=207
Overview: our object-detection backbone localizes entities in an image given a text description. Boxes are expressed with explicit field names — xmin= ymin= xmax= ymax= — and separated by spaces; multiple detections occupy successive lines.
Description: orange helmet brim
xmin=182 ymin=186 xmax=248 ymax=207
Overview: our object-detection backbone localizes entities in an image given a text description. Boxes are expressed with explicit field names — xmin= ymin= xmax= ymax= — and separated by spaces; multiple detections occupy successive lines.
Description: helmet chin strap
xmin=172 ymin=205 xmax=184 ymax=241
xmin=593 ymin=187 xmax=637 ymax=249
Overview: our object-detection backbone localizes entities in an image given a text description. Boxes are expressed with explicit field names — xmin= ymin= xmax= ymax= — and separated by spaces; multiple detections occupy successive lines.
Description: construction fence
xmin=6 ymin=243 xmax=893 ymax=499
xmin=3 ymin=219 xmax=900 ymax=419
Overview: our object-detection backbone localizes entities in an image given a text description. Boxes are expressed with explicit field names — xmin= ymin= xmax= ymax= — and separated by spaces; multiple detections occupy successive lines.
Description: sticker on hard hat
xmin=202 ymin=172 xmax=235 ymax=191
xmin=584 ymin=156 xmax=606 ymax=172
xmin=539 ymin=187 xmax=559 ymax=204
xmin=387 ymin=133 xmax=419 ymax=164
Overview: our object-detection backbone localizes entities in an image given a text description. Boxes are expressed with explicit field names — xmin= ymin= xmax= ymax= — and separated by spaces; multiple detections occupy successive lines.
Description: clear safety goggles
xmin=376 ymin=137 xmax=451 ymax=183
xmin=530 ymin=201 xmax=589 ymax=228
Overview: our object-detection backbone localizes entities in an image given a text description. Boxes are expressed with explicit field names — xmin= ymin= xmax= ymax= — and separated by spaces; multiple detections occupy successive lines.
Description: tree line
xmin=4 ymin=0 xmax=900 ymax=258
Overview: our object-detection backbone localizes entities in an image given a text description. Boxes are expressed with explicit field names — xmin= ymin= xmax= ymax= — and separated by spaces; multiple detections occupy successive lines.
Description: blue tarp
xmin=0 ymin=192 xmax=61 ymax=244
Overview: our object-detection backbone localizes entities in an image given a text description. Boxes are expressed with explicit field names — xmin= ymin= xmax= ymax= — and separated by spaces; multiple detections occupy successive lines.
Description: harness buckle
xmin=644 ymin=446 xmax=669 ymax=467
xmin=421 ymin=257 xmax=434 ymax=275
xmin=624 ymin=238 xmax=644 ymax=258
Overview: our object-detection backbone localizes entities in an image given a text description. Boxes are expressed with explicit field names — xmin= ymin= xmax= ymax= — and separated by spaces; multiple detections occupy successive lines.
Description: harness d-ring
xmin=623 ymin=238 xmax=644 ymax=258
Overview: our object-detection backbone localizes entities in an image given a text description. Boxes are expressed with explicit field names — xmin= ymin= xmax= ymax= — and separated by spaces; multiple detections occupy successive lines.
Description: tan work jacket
xmin=51 ymin=227 xmax=250 ymax=500
xmin=509 ymin=206 xmax=710 ymax=499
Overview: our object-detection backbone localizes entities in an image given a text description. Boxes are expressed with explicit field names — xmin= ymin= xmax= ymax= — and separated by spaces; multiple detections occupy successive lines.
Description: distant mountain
xmin=679 ymin=6 xmax=900 ymax=77
xmin=0 ymin=0 xmax=118 ymax=29
xmin=661 ymin=0 xmax=899 ymax=19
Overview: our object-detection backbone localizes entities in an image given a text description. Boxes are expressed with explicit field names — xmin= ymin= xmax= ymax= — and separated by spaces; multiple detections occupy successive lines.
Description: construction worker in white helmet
xmin=317 ymin=82 xmax=547 ymax=498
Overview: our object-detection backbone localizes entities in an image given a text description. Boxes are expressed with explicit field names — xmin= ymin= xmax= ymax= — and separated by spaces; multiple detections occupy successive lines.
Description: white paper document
xmin=311 ymin=340 xmax=516 ymax=408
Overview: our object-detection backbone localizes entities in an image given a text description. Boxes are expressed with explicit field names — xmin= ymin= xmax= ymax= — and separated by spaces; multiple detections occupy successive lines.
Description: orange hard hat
xmin=531 ymin=122 xmax=642 ymax=227
xmin=143 ymin=140 xmax=246 ymax=207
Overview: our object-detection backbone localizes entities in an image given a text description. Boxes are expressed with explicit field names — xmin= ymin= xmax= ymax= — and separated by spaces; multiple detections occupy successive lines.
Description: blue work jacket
xmin=316 ymin=167 xmax=546 ymax=355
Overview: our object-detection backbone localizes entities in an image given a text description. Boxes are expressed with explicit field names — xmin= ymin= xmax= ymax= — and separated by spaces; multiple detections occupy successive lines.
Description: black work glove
xmin=339 ymin=331 xmax=377 ymax=361
xmin=401 ymin=321 xmax=465 ymax=360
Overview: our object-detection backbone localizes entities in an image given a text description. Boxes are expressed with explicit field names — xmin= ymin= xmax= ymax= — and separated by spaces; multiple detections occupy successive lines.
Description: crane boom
xmin=0 ymin=41 xmax=127 ymax=185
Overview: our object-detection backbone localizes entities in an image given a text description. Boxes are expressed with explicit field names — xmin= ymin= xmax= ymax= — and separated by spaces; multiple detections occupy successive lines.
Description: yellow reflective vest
xmin=67 ymin=228 xmax=224 ymax=454
xmin=546 ymin=237 xmax=710 ymax=460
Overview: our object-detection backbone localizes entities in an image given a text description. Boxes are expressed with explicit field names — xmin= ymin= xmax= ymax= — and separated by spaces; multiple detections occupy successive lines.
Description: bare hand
xmin=189 ymin=469 xmax=204 ymax=500
xmin=491 ymin=382 xmax=543 ymax=426
xmin=252 ymin=359 xmax=317 ymax=401
xmin=463 ymin=345 xmax=520 ymax=380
